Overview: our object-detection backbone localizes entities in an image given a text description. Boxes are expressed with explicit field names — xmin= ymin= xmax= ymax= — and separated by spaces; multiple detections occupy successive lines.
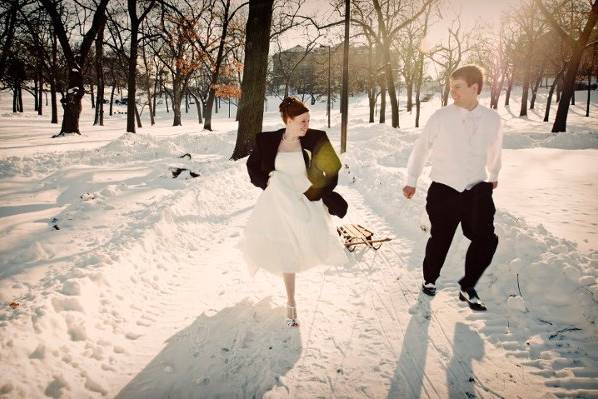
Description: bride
xmin=241 ymin=96 xmax=348 ymax=327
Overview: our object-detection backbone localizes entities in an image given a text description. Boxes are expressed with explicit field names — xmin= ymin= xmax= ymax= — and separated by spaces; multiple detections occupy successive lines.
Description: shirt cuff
xmin=487 ymin=172 xmax=499 ymax=182
xmin=406 ymin=175 xmax=418 ymax=187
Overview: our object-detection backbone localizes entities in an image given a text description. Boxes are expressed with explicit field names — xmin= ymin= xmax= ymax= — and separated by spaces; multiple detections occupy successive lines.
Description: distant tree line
xmin=0 ymin=0 xmax=595 ymax=154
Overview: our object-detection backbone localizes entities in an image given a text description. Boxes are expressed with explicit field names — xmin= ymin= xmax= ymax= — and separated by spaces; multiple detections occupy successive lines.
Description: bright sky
xmin=281 ymin=0 xmax=522 ymax=49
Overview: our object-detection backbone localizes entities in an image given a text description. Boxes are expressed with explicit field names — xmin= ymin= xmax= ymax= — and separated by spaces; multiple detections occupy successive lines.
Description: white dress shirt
xmin=406 ymin=103 xmax=503 ymax=192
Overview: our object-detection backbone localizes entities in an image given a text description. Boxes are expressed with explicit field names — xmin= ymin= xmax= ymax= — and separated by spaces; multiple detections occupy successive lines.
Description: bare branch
xmin=534 ymin=0 xmax=576 ymax=48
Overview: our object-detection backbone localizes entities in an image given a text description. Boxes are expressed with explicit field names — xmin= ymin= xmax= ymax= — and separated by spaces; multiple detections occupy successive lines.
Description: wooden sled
xmin=337 ymin=224 xmax=392 ymax=252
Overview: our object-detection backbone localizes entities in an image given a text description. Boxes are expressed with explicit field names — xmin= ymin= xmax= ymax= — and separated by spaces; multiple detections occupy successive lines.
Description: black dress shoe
xmin=459 ymin=287 xmax=487 ymax=311
xmin=422 ymin=281 xmax=436 ymax=296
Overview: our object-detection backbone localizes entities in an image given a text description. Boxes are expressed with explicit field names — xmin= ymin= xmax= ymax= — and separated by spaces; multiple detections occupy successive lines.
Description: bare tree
xmin=139 ymin=19 xmax=158 ymax=125
xmin=544 ymin=61 xmax=566 ymax=121
xmin=509 ymin=0 xmax=547 ymax=117
xmin=414 ymin=3 xmax=432 ymax=127
xmin=40 ymin=0 xmax=109 ymax=136
xmin=395 ymin=8 xmax=423 ymax=113
xmin=231 ymin=0 xmax=274 ymax=160
xmin=429 ymin=16 xmax=473 ymax=106
xmin=535 ymin=0 xmax=598 ymax=132
xmin=0 ymin=0 xmax=20 ymax=82
xmin=93 ymin=17 xmax=106 ymax=126
xmin=151 ymin=2 xmax=201 ymax=126
xmin=481 ymin=20 xmax=512 ymax=110
xmin=272 ymin=31 xmax=322 ymax=99
xmin=350 ymin=0 xmax=384 ymax=123
xmin=582 ymin=43 xmax=597 ymax=116
xmin=367 ymin=0 xmax=434 ymax=127
xmin=201 ymin=0 xmax=248 ymax=131
xmin=125 ymin=0 xmax=157 ymax=132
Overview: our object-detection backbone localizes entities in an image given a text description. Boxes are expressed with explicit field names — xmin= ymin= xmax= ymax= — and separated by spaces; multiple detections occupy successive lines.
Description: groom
xmin=403 ymin=65 xmax=503 ymax=311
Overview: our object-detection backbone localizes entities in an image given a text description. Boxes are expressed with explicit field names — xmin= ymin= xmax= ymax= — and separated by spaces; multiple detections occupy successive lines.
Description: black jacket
xmin=246 ymin=128 xmax=348 ymax=218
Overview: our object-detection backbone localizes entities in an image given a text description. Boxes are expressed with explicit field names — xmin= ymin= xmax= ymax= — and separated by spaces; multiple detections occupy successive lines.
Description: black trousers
xmin=423 ymin=181 xmax=499 ymax=289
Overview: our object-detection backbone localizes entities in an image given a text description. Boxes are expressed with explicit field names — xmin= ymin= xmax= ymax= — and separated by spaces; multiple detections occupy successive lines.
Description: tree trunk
xmin=415 ymin=56 xmax=424 ymax=128
xmin=153 ymin=66 xmax=160 ymax=117
xmin=372 ymin=0 xmax=398 ymax=127
xmin=38 ymin=70 xmax=43 ymax=116
xmin=164 ymin=85 xmax=170 ymax=113
xmin=367 ymin=45 xmax=375 ymax=123
xmin=34 ymin=75 xmax=39 ymax=111
xmin=544 ymin=68 xmax=565 ymax=122
xmin=172 ymin=76 xmax=183 ymax=126
xmin=492 ymin=70 xmax=506 ymax=109
xmin=204 ymin=4 xmax=231 ymax=131
xmin=94 ymin=18 xmax=105 ymax=126
xmin=340 ymin=0 xmax=350 ymax=150
xmin=38 ymin=76 xmax=43 ymax=115
xmin=126 ymin=4 xmax=140 ymax=133
xmin=189 ymin=92 xmax=203 ymax=124
xmin=520 ymin=65 xmax=530 ymax=117
xmin=18 ymin=86 xmax=23 ymax=112
xmin=383 ymin=51 xmax=399 ymax=127
xmin=529 ymin=64 xmax=544 ymax=110
xmin=379 ymin=75 xmax=386 ymax=124
xmin=232 ymin=0 xmax=274 ymax=160
xmin=152 ymin=80 xmax=158 ymax=117
xmin=505 ymin=73 xmax=513 ymax=106
xmin=406 ymin=77 xmax=413 ymax=112
xmin=442 ymin=78 xmax=450 ymax=106
xmin=146 ymin=85 xmax=155 ymax=125
xmin=50 ymin=80 xmax=58 ymax=123
xmin=135 ymin=104 xmax=142 ymax=128
xmin=368 ymin=91 xmax=376 ymax=123
xmin=0 ymin=3 xmax=17 ymax=81
xmin=490 ymin=69 xmax=504 ymax=109
xmin=140 ymin=30 xmax=154 ymax=126
xmin=57 ymin=67 xmax=84 ymax=136
xmin=50 ymin=29 xmax=58 ymax=123
xmin=490 ymin=77 xmax=498 ymax=109
xmin=90 ymin=83 xmax=95 ymax=108
xmin=550 ymin=1 xmax=598 ymax=131
xmin=109 ymin=84 xmax=115 ymax=116
xmin=587 ymin=57 xmax=594 ymax=117
xmin=554 ymin=52 xmax=587 ymax=131
xmin=556 ymin=78 xmax=562 ymax=103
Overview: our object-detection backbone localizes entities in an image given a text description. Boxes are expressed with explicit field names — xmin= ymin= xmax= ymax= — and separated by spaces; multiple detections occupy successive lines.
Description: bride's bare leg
xmin=283 ymin=272 xmax=296 ymax=306
xmin=283 ymin=273 xmax=298 ymax=325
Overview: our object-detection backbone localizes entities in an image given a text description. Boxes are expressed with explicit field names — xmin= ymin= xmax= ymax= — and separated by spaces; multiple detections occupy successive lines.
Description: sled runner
xmin=337 ymin=224 xmax=392 ymax=252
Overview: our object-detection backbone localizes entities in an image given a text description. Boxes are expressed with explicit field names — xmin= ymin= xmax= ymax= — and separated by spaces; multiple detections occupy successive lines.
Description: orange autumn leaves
xmin=213 ymin=84 xmax=240 ymax=98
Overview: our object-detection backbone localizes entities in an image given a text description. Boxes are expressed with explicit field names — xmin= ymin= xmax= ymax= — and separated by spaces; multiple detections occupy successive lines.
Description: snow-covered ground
xmin=0 ymin=87 xmax=597 ymax=398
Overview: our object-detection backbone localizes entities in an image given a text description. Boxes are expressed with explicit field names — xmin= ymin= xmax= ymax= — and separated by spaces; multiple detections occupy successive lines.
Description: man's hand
xmin=491 ymin=181 xmax=498 ymax=189
xmin=403 ymin=185 xmax=416 ymax=199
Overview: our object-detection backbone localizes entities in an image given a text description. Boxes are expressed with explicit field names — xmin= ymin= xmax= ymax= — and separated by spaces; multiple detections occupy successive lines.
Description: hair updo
xmin=279 ymin=96 xmax=309 ymax=123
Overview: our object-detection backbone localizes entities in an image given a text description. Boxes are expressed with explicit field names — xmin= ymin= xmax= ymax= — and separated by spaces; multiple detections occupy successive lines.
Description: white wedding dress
xmin=241 ymin=150 xmax=347 ymax=276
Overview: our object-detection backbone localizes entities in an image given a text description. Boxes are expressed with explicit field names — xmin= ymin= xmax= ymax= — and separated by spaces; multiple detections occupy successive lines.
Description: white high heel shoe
xmin=286 ymin=305 xmax=299 ymax=327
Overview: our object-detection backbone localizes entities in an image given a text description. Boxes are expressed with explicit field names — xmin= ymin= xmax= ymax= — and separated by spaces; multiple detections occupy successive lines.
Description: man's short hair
xmin=451 ymin=65 xmax=484 ymax=94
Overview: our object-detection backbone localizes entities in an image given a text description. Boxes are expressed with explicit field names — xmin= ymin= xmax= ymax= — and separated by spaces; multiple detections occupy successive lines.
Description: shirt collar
xmin=454 ymin=103 xmax=482 ymax=118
